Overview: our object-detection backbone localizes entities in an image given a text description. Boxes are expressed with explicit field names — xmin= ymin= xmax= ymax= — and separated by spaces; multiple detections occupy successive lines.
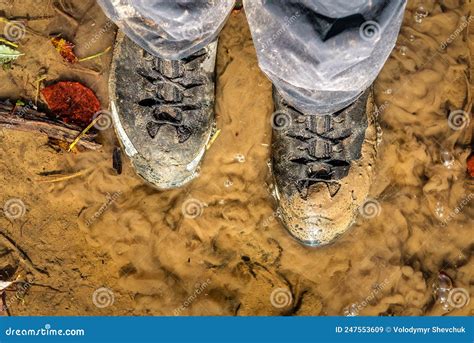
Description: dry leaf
xmin=0 ymin=44 xmax=23 ymax=66
xmin=51 ymin=37 xmax=78 ymax=63
xmin=41 ymin=81 xmax=101 ymax=125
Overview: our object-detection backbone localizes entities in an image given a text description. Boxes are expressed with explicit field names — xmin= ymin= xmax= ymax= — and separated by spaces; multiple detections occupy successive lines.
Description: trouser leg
xmin=244 ymin=0 xmax=407 ymax=114
xmin=97 ymin=0 xmax=235 ymax=60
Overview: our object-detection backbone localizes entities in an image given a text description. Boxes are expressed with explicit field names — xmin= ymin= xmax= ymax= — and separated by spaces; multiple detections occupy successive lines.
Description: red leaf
xmin=41 ymin=81 xmax=101 ymax=125
xmin=467 ymin=153 xmax=474 ymax=178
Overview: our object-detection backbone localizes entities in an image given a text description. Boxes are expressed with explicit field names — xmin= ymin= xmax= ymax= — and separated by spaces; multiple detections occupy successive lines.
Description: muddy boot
xmin=109 ymin=31 xmax=217 ymax=189
xmin=271 ymin=88 xmax=379 ymax=246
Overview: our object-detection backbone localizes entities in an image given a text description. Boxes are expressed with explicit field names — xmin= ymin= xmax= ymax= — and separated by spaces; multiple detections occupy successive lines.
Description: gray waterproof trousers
xmin=98 ymin=0 xmax=406 ymax=115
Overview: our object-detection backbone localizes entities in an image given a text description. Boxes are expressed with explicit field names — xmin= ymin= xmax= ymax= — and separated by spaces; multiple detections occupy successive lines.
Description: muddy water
xmin=0 ymin=0 xmax=472 ymax=316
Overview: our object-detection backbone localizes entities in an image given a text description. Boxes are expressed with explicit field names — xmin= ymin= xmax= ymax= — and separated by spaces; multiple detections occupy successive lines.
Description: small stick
xmin=67 ymin=115 xmax=102 ymax=151
xmin=0 ymin=102 xmax=101 ymax=150
xmin=36 ymin=168 xmax=92 ymax=183
xmin=206 ymin=129 xmax=221 ymax=150
xmin=34 ymin=76 xmax=46 ymax=106
xmin=78 ymin=46 xmax=112 ymax=62
xmin=0 ymin=15 xmax=54 ymax=22
xmin=0 ymin=232 xmax=49 ymax=276
xmin=0 ymin=38 xmax=18 ymax=48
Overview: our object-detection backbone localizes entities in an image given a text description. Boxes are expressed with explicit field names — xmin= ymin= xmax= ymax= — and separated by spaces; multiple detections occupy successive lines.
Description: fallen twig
xmin=79 ymin=46 xmax=112 ymax=62
xmin=36 ymin=168 xmax=92 ymax=183
xmin=0 ymin=101 xmax=101 ymax=150
xmin=0 ymin=231 xmax=49 ymax=277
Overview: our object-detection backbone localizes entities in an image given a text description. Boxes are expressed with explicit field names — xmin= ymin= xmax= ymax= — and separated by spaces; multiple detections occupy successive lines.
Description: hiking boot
xmin=271 ymin=87 xmax=379 ymax=246
xmin=109 ymin=31 xmax=217 ymax=189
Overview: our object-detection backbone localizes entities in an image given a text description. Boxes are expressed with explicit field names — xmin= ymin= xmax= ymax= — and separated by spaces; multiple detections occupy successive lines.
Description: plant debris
xmin=233 ymin=0 xmax=243 ymax=13
xmin=36 ymin=168 xmax=92 ymax=183
xmin=34 ymin=76 xmax=46 ymax=105
xmin=206 ymin=128 xmax=221 ymax=150
xmin=67 ymin=114 xmax=103 ymax=151
xmin=467 ymin=153 xmax=474 ymax=178
xmin=0 ymin=38 xmax=18 ymax=48
xmin=0 ymin=44 xmax=23 ymax=68
xmin=51 ymin=37 xmax=78 ymax=63
xmin=78 ymin=46 xmax=112 ymax=62
xmin=113 ymin=147 xmax=122 ymax=175
xmin=41 ymin=81 xmax=100 ymax=125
